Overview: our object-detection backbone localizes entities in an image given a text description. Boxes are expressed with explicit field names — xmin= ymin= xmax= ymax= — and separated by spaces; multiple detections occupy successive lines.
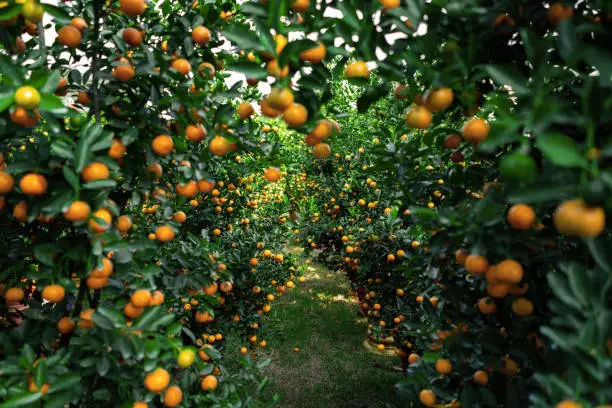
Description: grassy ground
xmin=226 ymin=258 xmax=402 ymax=408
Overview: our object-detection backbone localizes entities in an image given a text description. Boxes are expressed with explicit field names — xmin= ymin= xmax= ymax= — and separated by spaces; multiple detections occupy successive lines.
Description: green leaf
xmin=537 ymin=132 xmax=588 ymax=168
xmin=482 ymin=65 xmax=529 ymax=95
xmin=547 ymin=272 xmax=576 ymax=309
xmin=40 ymin=71 xmax=61 ymax=94
xmin=40 ymin=3 xmax=72 ymax=25
xmin=357 ymin=84 xmax=390 ymax=113
xmin=149 ymin=313 xmax=175 ymax=331
xmin=144 ymin=339 xmax=161 ymax=358
xmin=133 ymin=306 xmax=163 ymax=329
xmin=82 ymin=179 xmax=117 ymax=190
xmin=0 ymin=56 xmax=23 ymax=85
xmin=557 ymin=19 xmax=577 ymax=63
xmin=48 ymin=374 xmax=80 ymax=394
xmin=96 ymin=356 xmax=110 ymax=376
xmin=0 ymin=391 xmax=43 ymax=408
xmin=91 ymin=311 xmax=116 ymax=331
xmin=95 ymin=305 xmax=126 ymax=327
xmin=38 ymin=94 xmax=66 ymax=114
xmin=0 ymin=88 xmax=14 ymax=112
xmin=62 ymin=166 xmax=80 ymax=192
xmin=33 ymin=358 xmax=47 ymax=388
xmin=229 ymin=62 xmax=268 ymax=80
xmin=51 ymin=141 xmax=75 ymax=161
xmin=0 ymin=4 xmax=23 ymax=20
xmin=507 ymin=184 xmax=575 ymax=204
xmin=586 ymin=236 xmax=612 ymax=274
xmin=223 ymin=25 xmax=270 ymax=52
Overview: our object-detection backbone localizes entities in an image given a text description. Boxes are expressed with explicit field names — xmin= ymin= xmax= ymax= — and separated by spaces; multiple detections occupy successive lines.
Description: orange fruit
xmin=310 ymin=120 xmax=332 ymax=140
xmin=69 ymin=17 xmax=88 ymax=31
xmin=172 ymin=211 xmax=187 ymax=223
xmin=508 ymin=283 xmax=529 ymax=296
xmin=512 ymin=297 xmax=534 ymax=316
xmin=77 ymin=91 xmax=92 ymax=105
xmin=42 ymin=284 xmax=65 ymax=303
xmin=273 ymin=34 xmax=287 ymax=55
xmin=5 ymin=287 xmax=25 ymax=302
xmin=20 ymin=173 xmax=47 ymax=196
xmin=405 ymin=106 xmax=432 ymax=129
xmin=554 ymin=199 xmax=605 ymax=238
xmin=64 ymin=201 xmax=91 ymax=222
xmin=198 ymin=62 xmax=216 ymax=78
xmin=455 ymin=249 xmax=469 ymax=265
xmin=185 ymin=124 xmax=206 ymax=143
xmin=201 ymin=375 xmax=218 ymax=391
xmin=108 ymin=139 xmax=127 ymax=159
xmin=112 ymin=62 xmax=135 ymax=82
xmin=163 ymin=385 xmax=182 ymax=407
xmin=156 ymin=225 xmax=175 ymax=242
xmin=419 ymin=389 xmax=436 ymax=406
xmin=220 ymin=281 xmax=233 ymax=292
xmin=10 ymin=106 xmax=40 ymax=127
xmin=291 ymin=0 xmax=309 ymax=12
xmin=0 ymin=171 xmax=15 ymax=194
xmin=268 ymin=87 xmax=294 ymax=111
xmin=203 ymin=282 xmax=218 ymax=296
xmin=171 ymin=58 xmax=191 ymax=75
xmin=147 ymin=163 xmax=163 ymax=178
xmin=283 ymin=103 xmax=308 ymax=127
xmin=144 ymin=368 xmax=170 ymax=393
xmin=55 ymin=78 xmax=69 ymax=96
xmin=380 ymin=0 xmax=400 ymax=11
xmin=82 ymin=162 xmax=110 ymax=181
xmin=197 ymin=179 xmax=214 ymax=193
xmin=264 ymin=167 xmax=281 ymax=182
xmin=345 ymin=61 xmax=369 ymax=78
xmin=133 ymin=402 xmax=148 ymax=408
xmin=547 ymin=3 xmax=573 ymax=25
xmin=90 ymin=258 xmax=114 ymax=278
xmin=131 ymin=289 xmax=152 ymax=307
xmin=89 ymin=208 xmax=113 ymax=233
xmin=478 ymin=297 xmax=497 ymax=314
xmin=313 ymin=143 xmax=331 ymax=158
xmin=176 ymin=181 xmax=198 ymax=197
xmin=461 ymin=118 xmax=490 ymax=145
xmin=237 ymin=102 xmax=254 ymax=120
xmin=473 ymin=370 xmax=489 ymax=386
xmin=465 ymin=254 xmax=488 ymax=275
xmin=86 ymin=276 xmax=109 ymax=290
xmin=192 ymin=26 xmax=211 ymax=45
xmin=209 ymin=136 xmax=231 ymax=156
xmin=496 ymin=259 xmax=523 ymax=284
xmin=266 ymin=59 xmax=289 ymax=78
xmin=487 ymin=283 xmax=509 ymax=298
xmin=152 ymin=134 xmax=174 ymax=156
xmin=57 ymin=26 xmax=82 ymax=48
xmin=150 ymin=290 xmax=164 ymax=305
xmin=122 ymin=27 xmax=143 ymax=46
xmin=115 ymin=215 xmax=132 ymax=232
xmin=57 ymin=316 xmax=76 ymax=334
xmin=13 ymin=201 xmax=28 ymax=222
xmin=299 ymin=41 xmax=326 ymax=63
xmin=120 ymin=0 xmax=146 ymax=16
xmin=435 ymin=358 xmax=452 ymax=374
xmin=425 ymin=87 xmax=454 ymax=112
xmin=123 ymin=301 xmax=143 ymax=319
xmin=260 ymin=98 xmax=282 ymax=118
xmin=79 ymin=308 xmax=95 ymax=329
xmin=408 ymin=353 xmax=420 ymax=364
xmin=507 ymin=203 xmax=535 ymax=230
xmin=14 ymin=86 xmax=40 ymax=109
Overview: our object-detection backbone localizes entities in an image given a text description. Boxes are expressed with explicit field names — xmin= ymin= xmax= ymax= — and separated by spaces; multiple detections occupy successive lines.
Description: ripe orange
xmin=425 ymin=87 xmax=454 ymax=112
xmin=57 ymin=316 xmax=76 ymax=334
xmin=147 ymin=163 xmax=163 ymax=178
xmin=461 ymin=118 xmax=490 ymax=145
xmin=163 ymin=385 xmax=182 ymax=407
xmin=13 ymin=201 xmax=28 ymax=222
xmin=144 ymin=368 xmax=170 ymax=393
xmin=90 ymin=258 xmax=114 ymax=278
xmin=496 ymin=259 xmax=523 ymax=284
xmin=150 ymin=290 xmax=164 ymax=305
xmin=266 ymin=59 xmax=289 ymax=78
xmin=465 ymin=254 xmax=488 ymax=274
xmin=380 ymin=0 xmax=400 ymax=11
xmin=10 ymin=106 xmax=40 ymax=127
xmin=435 ymin=358 xmax=452 ymax=374
xmin=122 ymin=27 xmax=143 ymax=46
xmin=112 ymin=63 xmax=136 ymax=82
xmin=260 ymin=98 xmax=282 ymax=118
xmin=184 ymin=124 xmax=206 ymax=143
xmin=408 ymin=353 xmax=420 ymax=364
xmin=478 ymin=297 xmax=497 ymax=314
xmin=310 ymin=120 xmax=332 ymax=140
xmin=512 ymin=297 xmax=534 ymax=317
xmin=268 ymin=87 xmax=294 ymax=111
xmin=284 ymin=103 xmax=308 ymax=127
xmin=171 ymin=58 xmax=191 ymax=75
xmin=554 ymin=199 xmax=605 ymax=238
xmin=547 ymin=3 xmax=573 ymax=25
xmin=176 ymin=181 xmax=198 ymax=197
xmin=209 ymin=136 xmax=231 ymax=156
xmin=487 ymin=283 xmax=509 ymax=298
xmin=77 ymin=91 xmax=92 ymax=105
xmin=201 ymin=375 xmax=218 ymax=391
xmin=0 ymin=171 xmax=15 ymax=194
xmin=20 ymin=173 xmax=47 ymax=196
xmin=64 ymin=201 xmax=91 ymax=222
xmin=57 ymin=26 xmax=82 ymax=48
xmin=89 ymin=208 xmax=113 ymax=233
xmin=108 ymin=139 xmax=127 ymax=159
xmin=237 ymin=102 xmax=254 ymax=120
xmin=132 ymin=402 xmax=148 ymax=408
xmin=192 ymin=26 xmax=211 ymax=45
xmin=79 ymin=308 xmax=95 ymax=329
xmin=131 ymin=289 xmax=152 ymax=307
xmin=197 ymin=179 xmax=214 ymax=193
xmin=473 ymin=370 xmax=489 ymax=385
xmin=152 ymin=134 xmax=174 ymax=156
xmin=82 ymin=162 xmax=110 ymax=181
xmin=220 ymin=281 xmax=233 ymax=292
xmin=55 ymin=78 xmax=69 ymax=96
xmin=507 ymin=204 xmax=535 ymax=230
xmin=264 ymin=167 xmax=281 ymax=182
xmin=172 ymin=211 xmax=187 ymax=223
xmin=299 ymin=41 xmax=326 ymax=63
xmin=86 ymin=276 xmax=109 ymax=290
xmin=405 ymin=106 xmax=432 ymax=129
xmin=5 ymin=287 xmax=25 ymax=302
xmin=115 ymin=215 xmax=133 ymax=232
xmin=419 ymin=389 xmax=436 ymax=406
xmin=42 ymin=284 xmax=65 ymax=303
xmin=120 ymin=0 xmax=146 ymax=16
xmin=156 ymin=225 xmax=175 ymax=242
xmin=69 ymin=17 xmax=88 ymax=31
xmin=345 ymin=61 xmax=369 ymax=78
xmin=313 ymin=143 xmax=331 ymax=158
xmin=198 ymin=62 xmax=216 ymax=78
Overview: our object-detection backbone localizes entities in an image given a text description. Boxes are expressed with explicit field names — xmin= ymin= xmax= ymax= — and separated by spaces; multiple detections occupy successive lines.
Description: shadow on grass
xmin=226 ymin=258 xmax=402 ymax=408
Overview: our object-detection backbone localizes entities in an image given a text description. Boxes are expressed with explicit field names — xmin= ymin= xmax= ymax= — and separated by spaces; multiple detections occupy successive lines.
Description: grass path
xmin=231 ymin=258 xmax=402 ymax=408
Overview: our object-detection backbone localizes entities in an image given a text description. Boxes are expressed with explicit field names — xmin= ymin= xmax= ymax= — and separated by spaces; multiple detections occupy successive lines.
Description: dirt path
xmin=252 ymin=260 xmax=402 ymax=408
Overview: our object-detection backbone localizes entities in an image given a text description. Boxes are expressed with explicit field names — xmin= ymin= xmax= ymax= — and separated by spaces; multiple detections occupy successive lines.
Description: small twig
xmin=37 ymin=21 xmax=47 ymax=64
xmin=90 ymin=0 xmax=103 ymax=123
